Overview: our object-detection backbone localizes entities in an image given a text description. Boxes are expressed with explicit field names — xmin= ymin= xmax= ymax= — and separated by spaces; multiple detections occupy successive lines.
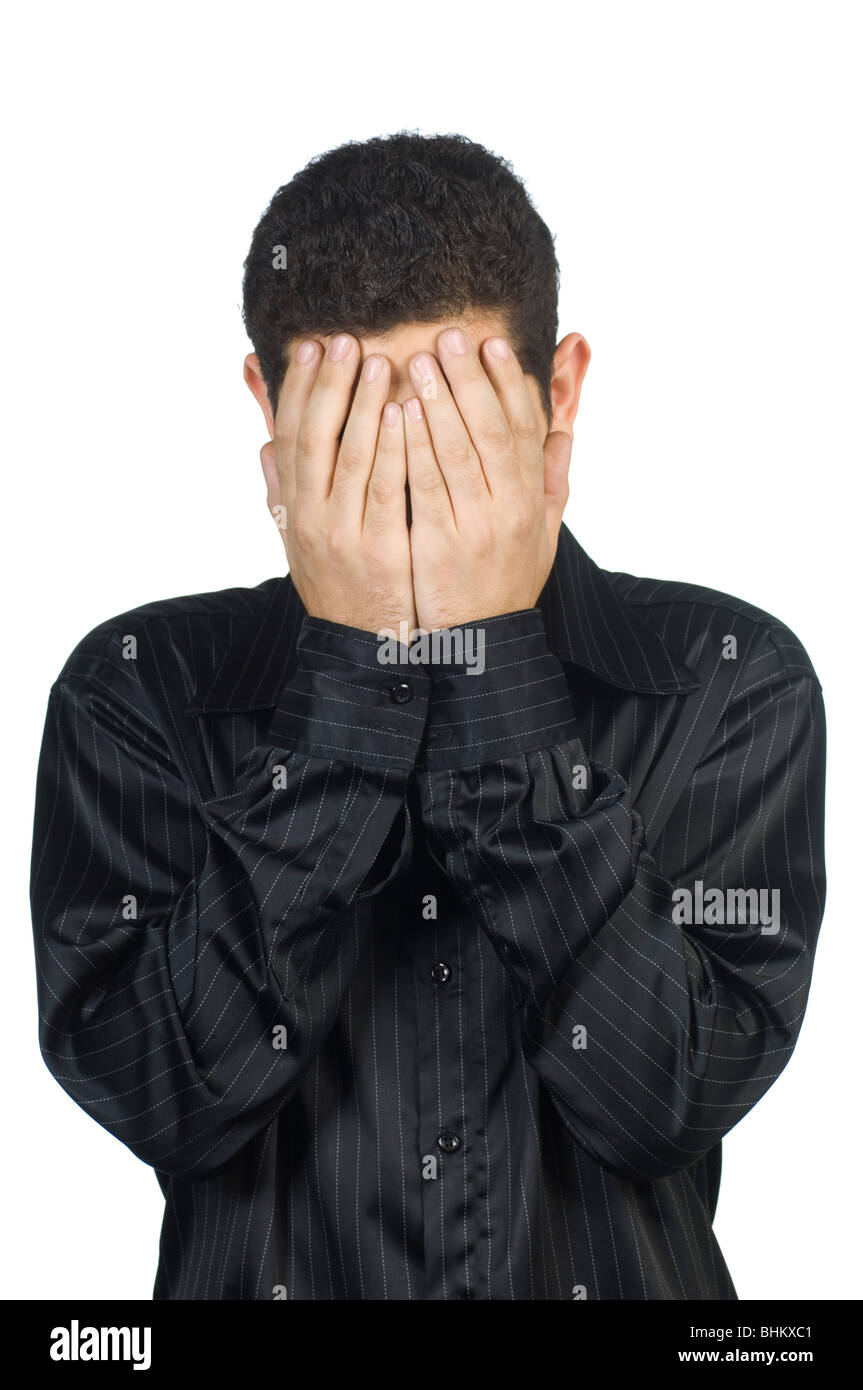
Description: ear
xmin=543 ymin=333 xmax=591 ymax=543
xmin=244 ymin=353 xmax=276 ymax=438
xmin=244 ymin=353 xmax=283 ymax=517
xmin=549 ymin=333 xmax=591 ymax=436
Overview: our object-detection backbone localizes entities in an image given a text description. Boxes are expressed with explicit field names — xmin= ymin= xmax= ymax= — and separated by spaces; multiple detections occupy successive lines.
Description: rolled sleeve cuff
xmin=267 ymin=617 xmax=431 ymax=768
xmin=418 ymin=609 xmax=580 ymax=769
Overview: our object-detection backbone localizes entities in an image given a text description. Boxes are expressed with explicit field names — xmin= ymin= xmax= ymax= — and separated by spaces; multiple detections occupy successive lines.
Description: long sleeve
xmin=418 ymin=607 xmax=827 ymax=1182
xmin=30 ymin=615 xmax=430 ymax=1178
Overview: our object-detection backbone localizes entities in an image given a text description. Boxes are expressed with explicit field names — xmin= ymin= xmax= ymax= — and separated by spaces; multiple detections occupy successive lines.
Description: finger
xmin=403 ymin=395 xmax=455 ymax=527
xmin=435 ymin=326 xmax=522 ymax=497
xmin=362 ymin=401 xmax=407 ymax=533
xmin=330 ymin=354 xmax=393 ymax=520
xmin=273 ymin=338 xmax=324 ymax=512
xmin=478 ymin=335 xmax=545 ymax=493
xmin=407 ymin=350 xmax=488 ymax=523
xmin=294 ymin=333 xmax=362 ymax=506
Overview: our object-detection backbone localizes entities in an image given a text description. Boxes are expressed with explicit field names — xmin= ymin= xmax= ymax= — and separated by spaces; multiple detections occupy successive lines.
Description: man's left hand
xmin=403 ymin=326 xmax=572 ymax=632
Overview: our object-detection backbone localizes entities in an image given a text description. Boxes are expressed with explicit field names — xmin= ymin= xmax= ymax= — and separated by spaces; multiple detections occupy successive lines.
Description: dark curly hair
xmin=242 ymin=131 xmax=560 ymax=424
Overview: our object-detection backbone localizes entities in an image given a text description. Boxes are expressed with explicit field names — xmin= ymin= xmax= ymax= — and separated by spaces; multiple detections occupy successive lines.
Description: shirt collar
xmin=189 ymin=522 xmax=699 ymax=714
xmin=536 ymin=522 xmax=700 ymax=694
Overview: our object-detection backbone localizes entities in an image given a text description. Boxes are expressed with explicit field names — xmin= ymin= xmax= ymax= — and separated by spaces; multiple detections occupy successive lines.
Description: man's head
xmin=242 ymin=132 xmax=588 ymax=442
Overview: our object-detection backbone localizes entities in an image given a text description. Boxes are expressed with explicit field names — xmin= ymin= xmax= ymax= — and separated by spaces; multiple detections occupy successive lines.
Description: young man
xmin=30 ymin=132 xmax=826 ymax=1300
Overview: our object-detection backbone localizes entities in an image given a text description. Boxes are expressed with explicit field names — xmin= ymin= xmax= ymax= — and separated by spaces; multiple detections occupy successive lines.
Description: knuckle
xmin=337 ymin=438 xmax=366 ymax=473
xmin=324 ymin=525 xmax=348 ymax=555
xmin=460 ymin=469 xmax=488 ymax=500
xmin=412 ymin=468 xmax=443 ymax=496
xmin=512 ymin=412 xmax=539 ymax=443
xmin=477 ymin=416 xmax=511 ymax=452
xmin=366 ymin=475 xmax=395 ymax=508
xmin=446 ymin=439 xmax=475 ymax=470
xmin=294 ymin=423 xmax=321 ymax=464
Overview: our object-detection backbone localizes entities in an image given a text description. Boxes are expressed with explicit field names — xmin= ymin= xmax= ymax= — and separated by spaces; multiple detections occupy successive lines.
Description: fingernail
xmin=410 ymin=354 xmax=437 ymax=400
xmin=296 ymin=340 xmax=318 ymax=364
xmin=441 ymin=327 xmax=467 ymax=354
xmin=328 ymin=334 xmax=352 ymax=361
xmin=405 ymin=396 xmax=424 ymax=422
xmin=487 ymin=337 xmax=511 ymax=360
xmin=363 ymin=355 xmax=384 ymax=382
xmin=383 ymin=401 xmax=401 ymax=426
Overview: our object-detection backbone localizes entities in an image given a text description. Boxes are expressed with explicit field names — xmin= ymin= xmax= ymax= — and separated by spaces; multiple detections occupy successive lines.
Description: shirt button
xmin=390 ymin=681 xmax=413 ymax=704
xmin=429 ymin=962 xmax=451 ymax=985
xmin=437 ymin=1130 xmax=461 ymax=1154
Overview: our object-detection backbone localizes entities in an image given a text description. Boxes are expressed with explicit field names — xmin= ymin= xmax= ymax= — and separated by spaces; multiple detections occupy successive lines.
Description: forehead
xmin=288 ymin=309 xmax=511 ymax=362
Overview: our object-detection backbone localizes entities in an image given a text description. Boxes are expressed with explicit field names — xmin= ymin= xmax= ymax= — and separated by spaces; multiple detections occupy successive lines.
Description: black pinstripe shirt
xmin=30 ymin=524 xmax=826 ymax=1300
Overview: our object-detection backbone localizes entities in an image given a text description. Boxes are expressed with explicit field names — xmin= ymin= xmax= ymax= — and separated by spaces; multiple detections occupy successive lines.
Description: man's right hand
xmin=260 ymin=333 xmax=416 ymax=635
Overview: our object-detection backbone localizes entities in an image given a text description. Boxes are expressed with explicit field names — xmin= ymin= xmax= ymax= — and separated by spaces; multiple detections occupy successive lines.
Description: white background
xmin=2 ymin=0 xmax=859 ymax=1300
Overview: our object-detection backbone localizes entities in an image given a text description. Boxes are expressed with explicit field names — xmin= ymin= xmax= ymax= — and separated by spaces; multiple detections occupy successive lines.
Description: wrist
xmin=267 ymin=615 xmax=431 ymax=768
